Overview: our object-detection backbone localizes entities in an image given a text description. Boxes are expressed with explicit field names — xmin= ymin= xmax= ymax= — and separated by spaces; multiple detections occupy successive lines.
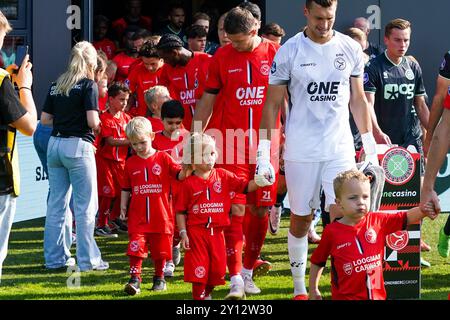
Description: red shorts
xmin=217 ymin=163 xmax=277 ymax=207
xmin=127 ymin=232 xmax=172 ymax=260
xmin=184 ymin=226 xmax=226 ymax=286
xmin=96 ymin=156 xmax=125 ymax=198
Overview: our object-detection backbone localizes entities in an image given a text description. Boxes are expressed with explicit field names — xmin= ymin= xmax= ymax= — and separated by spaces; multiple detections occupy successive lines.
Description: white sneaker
xmin=92 ymin=260 xmax=109 ymax=271
xmin=163 ymin=261 xmax=175 ymax=277
xmin=65 ymin=257 xmax=76 ymax=267
xmin=224 ymin=283 xmax=246 ymax=300
xmin=204 ymin=295 xmax=212 ymax=300
xmin=269 ymin=205 xmax=282 ymax=235
xmin=243 ymin=274 xmax=261 ymax=294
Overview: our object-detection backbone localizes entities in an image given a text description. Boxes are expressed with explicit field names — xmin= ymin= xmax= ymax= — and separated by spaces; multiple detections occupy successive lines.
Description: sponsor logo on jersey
xmin=352 ymin=254 xmax=382 ymax=273
xmin=405 ymin=69 xmax=415 ymax=81
xmin=307 ymin=81 xmax=340 ymax=102
xmin=193 ymin=191 xmax=203 ymax=196
xmin=195 ymin=266 xmax=206 ymax=279
xmin=365 ymin=228 xmax=377 ymax=244
xmin=363 ymin=73 xmax=369 ymax=84
xmin=152 ymin=164 xmax=162 ymax=176
xmin=236 ymin=86 xmax=265 ymax=106
xmin=260 ymin=63 xmax=270 ymax=76
xmin=271 ymin=61 xmax=277 ymax=74
xmin=382 ymin=147 xmax=416 ymax=185
xmin=228 ymin=68 xmax=243 ymax=74
xmin=180 ymin=89 xmax=196 ymax=105
xmin=132 ymin=170 xmax=141 ymax=175
xmin=343 ymin=262 xmax=353 ymax=275
xmin=334 ymin=57 xmax=346 ymax=71
xmin=213 ymin=181 xmax=222 ymax=193
xmin=386 ymin=230 xmax=409 ymax=251
xmin=300 ymin=63 xmax=317 ymax=67
xmin=337 ymin=242 xmax=352 ymax=250
xmin=383 ymin=71 xmax=389 ymax=79
xmin=384 ymin=83 xmax=415 ymax=100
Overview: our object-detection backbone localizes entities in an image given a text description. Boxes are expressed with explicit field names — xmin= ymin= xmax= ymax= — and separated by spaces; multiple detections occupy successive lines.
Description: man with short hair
xmin=261 ymin=22 xmax=286 ymax=45
xmin=256 ymin=0 xmax=377 ymax=300
xmin=192 ymin=12 xmax=219 ymax=55
xmin=192 ymin=6 xmax=280 ymax=300
xmin=186 ymin=25 xmax=208 ymax=53
xmin=0 ymin=10 xmax=37 ymax=283
xmin=353 ymin=16 xmax=383 ymax=60
xmin=112 ymin=0 xmax=152 ymax=44
xmin=159 ymin=3 xmax=187 ymax=47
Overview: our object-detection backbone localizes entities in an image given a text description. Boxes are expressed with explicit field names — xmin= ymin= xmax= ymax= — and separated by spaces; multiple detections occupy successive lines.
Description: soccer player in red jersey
xmin=310 ymin=170 xmax=437 ymax=300
xmin=95 ymin=82 xmax=132 ymax=237
xmin=93 ymin=15 xmax=117 ymax=60
xmin=144 ymin=85 xmax=171 ymax=133
xmin=121 ymin=117 xmax=190 ymax=295
xmin=152 ymin=100 xmax=189 ymax=277
xmin=127 ymin=41 xmax=164 ymax=117
xmin=156 ymin=34 xmax=211 ymax=131
xmin=192 ymin=7 xmax=280 ymax=299
xmin=176 ymin=133 xmax=260 ymax=300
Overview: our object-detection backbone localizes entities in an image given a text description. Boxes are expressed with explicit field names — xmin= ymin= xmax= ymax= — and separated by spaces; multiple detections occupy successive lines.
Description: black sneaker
xmin=124 ymin=277 xmax=141 ymax=296
xmin=110 ymin=219 xmax=128 ymax=234
xmin=94 ymin=226 xmax=118 ymax=238
xmin=151 ymin=276 xmax=167 ymax=291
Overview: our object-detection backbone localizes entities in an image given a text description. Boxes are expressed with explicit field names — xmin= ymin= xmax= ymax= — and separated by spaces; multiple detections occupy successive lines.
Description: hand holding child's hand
xmin=120 ymin=209 xmax=128 ymax=222
xmin=423 ymin=201 xmax=439 ymax=220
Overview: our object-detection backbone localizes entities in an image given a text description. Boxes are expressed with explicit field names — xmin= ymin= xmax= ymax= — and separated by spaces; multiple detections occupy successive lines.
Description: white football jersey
xmin=270 ymin=31 xmax=364 ymax=162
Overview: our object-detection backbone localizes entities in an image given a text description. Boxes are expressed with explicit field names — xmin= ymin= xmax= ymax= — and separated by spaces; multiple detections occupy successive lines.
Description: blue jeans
xmin=34 ymin=123 xmax=74 ymax=254
xmin=0 ymin=194 xmax=16 ymax=283
xmin=44 ymin=137 xmax=102 ymax=271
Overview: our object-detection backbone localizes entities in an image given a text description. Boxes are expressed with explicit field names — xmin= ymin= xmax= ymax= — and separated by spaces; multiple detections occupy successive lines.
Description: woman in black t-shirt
xmin=40 ymin=41 xmax=108 ymax=272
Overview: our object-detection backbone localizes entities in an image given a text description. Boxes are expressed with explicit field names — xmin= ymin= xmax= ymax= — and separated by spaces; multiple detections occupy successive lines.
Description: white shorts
xmin=284 ymin=157 xmax=356 ymax=216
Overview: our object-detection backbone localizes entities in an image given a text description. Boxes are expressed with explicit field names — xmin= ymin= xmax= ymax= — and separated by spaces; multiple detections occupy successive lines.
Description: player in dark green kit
xmin=364 ymin=19 xmax=429 ymax=160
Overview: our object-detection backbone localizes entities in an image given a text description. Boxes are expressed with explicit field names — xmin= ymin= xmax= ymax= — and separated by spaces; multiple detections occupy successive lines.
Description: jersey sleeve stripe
xmin=269 ymin=79 xmax=289 ymax=85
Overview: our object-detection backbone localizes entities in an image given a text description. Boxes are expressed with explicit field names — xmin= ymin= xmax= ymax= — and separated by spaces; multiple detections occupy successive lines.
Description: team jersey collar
xmin=303 ymin=30 xmax=337 ymax=47
xmin=383 ymin=50 xmax=405 ymax=67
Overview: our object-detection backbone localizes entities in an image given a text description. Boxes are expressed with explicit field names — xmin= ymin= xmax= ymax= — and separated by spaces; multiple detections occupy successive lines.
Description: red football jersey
xmin=123 ymin=152 xmax=181 ymax=234
xmin=113 ymin=52 xmax=137 ymax=82
xmin=128 ymin=63 xmax=163 ymax=117
xmin=152 ymin=129 xmax=188 ymax=163
xmin=205 ymin=39 xmax=279 ymax=163
xmin=175 ymin=168 xmax=248 ymax=228
xmin=97 ymin=111 xmax=131 ymax=162
xmin=93 ymin=38 xmax=117 ymax=60
xmin=112 ymin=16 xmax=152 ymax=41
xmin=310 ymin=211 xmax=408 ymax=300
xmin=444 ymin=92 xmax=450 ymax=109
xmin=160 ymin=52 xmax=211 ymax=131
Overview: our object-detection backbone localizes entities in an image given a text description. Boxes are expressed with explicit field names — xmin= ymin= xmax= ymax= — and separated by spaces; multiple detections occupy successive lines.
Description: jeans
xmin=0 ymin=194 xmax=16 ymax=283
xmin=34 ymin=123 xmax=74 ymax=255
xmin=44 ymin=137 xmax=102 ymax=271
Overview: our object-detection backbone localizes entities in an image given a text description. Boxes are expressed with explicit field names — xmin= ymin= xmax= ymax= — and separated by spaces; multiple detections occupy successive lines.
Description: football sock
xmin=243 ymin=213 xmax=268 ymax=270
xmin=288 ymin=231 xmax=308 ymax=296
xmin=97 ymin=196 xmax=113 ymax=227
xmin=444 ymin=216 xmax=450 ymax=235
xmin=129 ymin=256 xmax=143 ymax=281
xmin=192 ymin=282 xmax=206 ymax=300
xmin=154 ymin=259 xmax=165 ymax=278
xmin=225 ymin=215 xmax=244 ymax=277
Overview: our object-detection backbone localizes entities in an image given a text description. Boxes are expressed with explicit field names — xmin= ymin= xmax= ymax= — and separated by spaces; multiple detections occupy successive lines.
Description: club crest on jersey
xmin=365 ymin=228 xmax=377 ymax=244
xmin=103 ymin=186 xmax=111 ymax=195
xmin=229 ymin=191 xmax=236 ymax=199
xmin=405 ymin=69 xmax=415 ymax=81
xmin=334 ymin=57 xmax=346 ymax=71
xmin=271 ymin=61 xmax=277 ymax=74
xmin=192 ymin=205 xmax=199 ymax=214
xmin=195 ymin=266 xmax=206 ymax=279
xmin=130 ymin=241 xmax=140 ymax=252
xmin=194 ymin=78 xmax=199 ymax=89
xmin=363 ymin=73 xmax=369 ymax=84
xmin=152 ymin=164 xmax=162 ymax=176
xmin=260 ymin=63 xmax=271 ymax=76
xmin=343 ymin=262 xmax=353 ymax=275
xmin=213 ymin=181 xmax=222 ymax=193
xmin=386 ymin=230 xmax=409 ymax=251
xmin=134 ymin=186 xmax=139 ymax=195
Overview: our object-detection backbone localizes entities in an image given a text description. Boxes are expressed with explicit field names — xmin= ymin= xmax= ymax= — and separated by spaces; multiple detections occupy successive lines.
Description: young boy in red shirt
xmin=152 ymin=100 xmax=189 ymax=277
xmin=144 ymin=85 xmax=171 ymax=133
xmin=121 ymin=117 xmax=190 ymax=295
xmin=176 ymin=133 xmax=260 ymax=300
xmin=95 ymin=82 xmax=132 ymax=237
xmin=127 ymin=41 xmax=164 ymax=117
xmin=309 ymin=169 xmax=437 ymax=300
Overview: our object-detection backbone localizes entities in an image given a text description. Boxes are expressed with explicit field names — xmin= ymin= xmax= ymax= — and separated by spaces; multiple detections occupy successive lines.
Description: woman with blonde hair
xmin=41 ymin=41 xmax=108 ymax=271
